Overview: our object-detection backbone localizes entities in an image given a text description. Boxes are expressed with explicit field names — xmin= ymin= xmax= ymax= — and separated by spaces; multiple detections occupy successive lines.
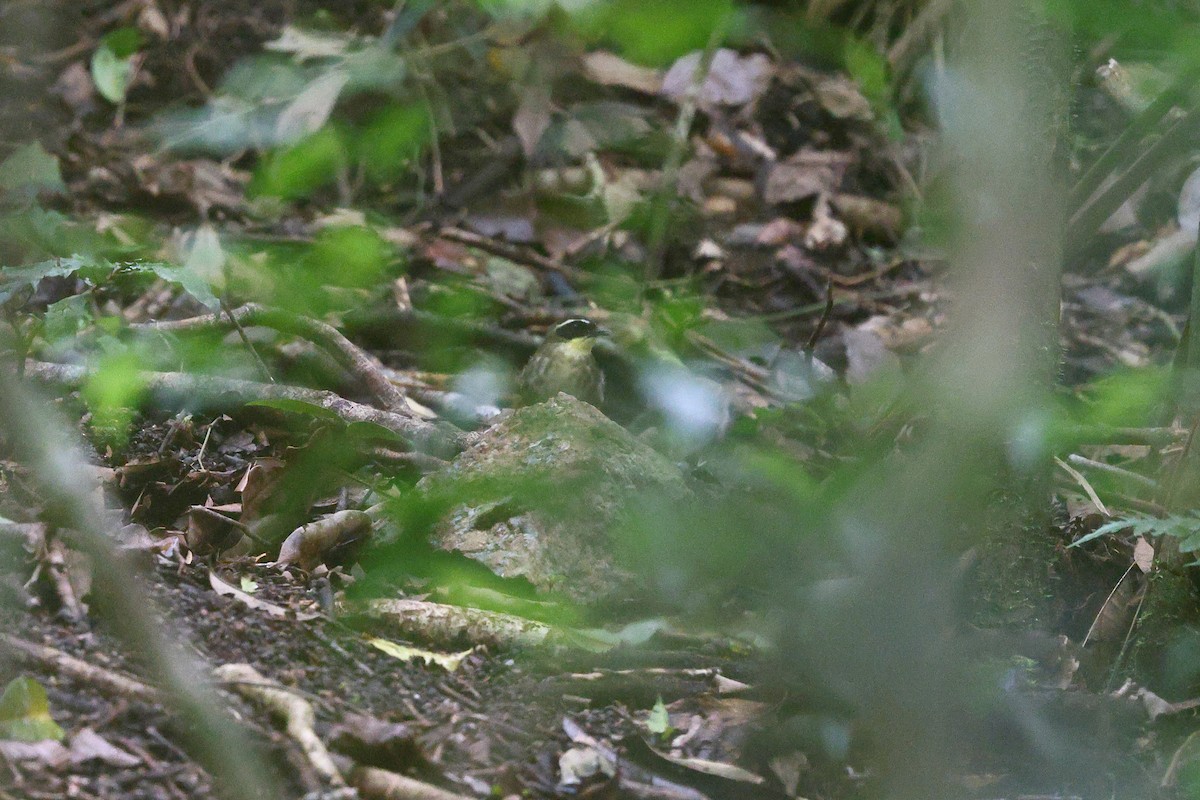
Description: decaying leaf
xmin=558 ymin=745 xmax=617 ymax=786
xmin=328 ymin=713 xmax=426 ymax=770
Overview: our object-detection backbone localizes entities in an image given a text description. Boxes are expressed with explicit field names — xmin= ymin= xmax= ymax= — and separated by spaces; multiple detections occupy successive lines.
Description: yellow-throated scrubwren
xmin=518 ymin=318 xmax=606 ymax=406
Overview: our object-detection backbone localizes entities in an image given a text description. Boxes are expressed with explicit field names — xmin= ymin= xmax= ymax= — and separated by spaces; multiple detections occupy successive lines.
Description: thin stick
xmin=805 ymin=276 xmax=835 ymax=355
xmin=1066 ymin=453 xmax=1158 ymax=490
xmin=1055 ymin=456 xmax=1111 ymax=516
xmin=221 ymin=299 xmax=274 ymax=384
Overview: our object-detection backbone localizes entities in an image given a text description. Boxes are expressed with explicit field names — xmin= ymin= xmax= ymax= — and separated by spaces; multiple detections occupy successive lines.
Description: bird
xmin=517 ymin=318 xmax=606 ymax=406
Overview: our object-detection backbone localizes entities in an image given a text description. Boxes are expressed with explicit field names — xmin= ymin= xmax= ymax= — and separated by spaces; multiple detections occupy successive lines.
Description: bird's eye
xmin=555 ymin=318 xmax=595 ymax=340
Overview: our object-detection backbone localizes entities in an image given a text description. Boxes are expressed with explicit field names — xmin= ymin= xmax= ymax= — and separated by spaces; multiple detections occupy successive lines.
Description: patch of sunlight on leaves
xmin=367 ymin=638 xmax=472 ymax=671
xmin=0 ymin=677 xmax=65 ymax=743
xmin=306 ymin=225 xmax=392 ymax=289
xmin=573 ymin=0 xmax=733 ymax=67
xmin=251 ymin=127 xmax=347 ymax=200
xmin=82 ymin=350 xmax=147 ymax=450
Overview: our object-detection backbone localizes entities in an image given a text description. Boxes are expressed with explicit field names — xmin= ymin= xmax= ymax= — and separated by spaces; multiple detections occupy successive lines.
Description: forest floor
xmin=1 ymin=2 xmax=1197 ymax=799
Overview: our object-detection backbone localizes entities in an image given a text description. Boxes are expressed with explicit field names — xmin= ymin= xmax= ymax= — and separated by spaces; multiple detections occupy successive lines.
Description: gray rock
xmin=420 ymin=393 xmax=690 ymax=604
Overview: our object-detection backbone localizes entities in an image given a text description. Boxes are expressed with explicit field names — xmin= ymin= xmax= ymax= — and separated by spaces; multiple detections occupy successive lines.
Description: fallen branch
xmin=361 ymin=598 xmax=556 ymax=649
xmin=23 ymin=360 xmax=464 ymax=456
xmin=0 ymin=633 xmax=160 ymax=704
xmin=131 ymin=303 xmax=411 ymax=414
xmin=349 ymin=764 xmax=475 ymax=800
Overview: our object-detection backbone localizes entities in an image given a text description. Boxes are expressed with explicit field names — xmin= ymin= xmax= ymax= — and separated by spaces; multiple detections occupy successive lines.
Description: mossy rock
xmin=419 ymin=393 xmax=691 ymax=604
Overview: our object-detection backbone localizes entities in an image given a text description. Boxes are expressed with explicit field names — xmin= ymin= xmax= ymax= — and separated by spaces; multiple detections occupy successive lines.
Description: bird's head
xmin=547 ymin=318 xmax=608 ymax=353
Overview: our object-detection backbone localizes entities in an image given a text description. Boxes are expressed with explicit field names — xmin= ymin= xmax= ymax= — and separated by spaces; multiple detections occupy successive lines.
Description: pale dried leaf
xmin=812 ymin=75 xmax=873 ymax=120
xmin=1179 ymin=164 xmax=1200 ymax=234
xmin=366 ymin=638 xmax=472 ymax=671
xmin=69 ymin=728 xmax=141 ymax=767
xmin=582 ymin=51 xmax=663 ymax=94
xmin=559 ymin=746 xmax=616 ymax=785
xmin=661 ymin=49 xmax=773 ymax=109
xmin=266 ymin=26 xmax=354 ymax=60
xmin=1133 ymin=536 xmax=1155 ymax=574
xmin=513 ymin=86 xmax=553 ymax=157
xmin=274 ymin=70 xmax=349 ymax=143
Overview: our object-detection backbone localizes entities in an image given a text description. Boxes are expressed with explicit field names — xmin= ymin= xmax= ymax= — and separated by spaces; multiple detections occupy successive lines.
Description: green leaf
xmin=0 ymin=142 xmax=66 ymax=199
xmin=91 ymin=43 xmax=135 ymax=104
xmin=581 ymin=0 xmax=733 ymax=67
xmin=144 ymin=261 xmax=221 ymax=310
xmin=345 ymin=420 xmax=406 ymax=443
xmin=43 ymin=294 xmax=93 ymax=343
xmin=0 ymin=676 xmax=65 ymax=743
xmin=0 ymin=256 xmax=88 ymax=304
xmin=1069 ymin=517 xmax=1135 ymax=547
xmin=251 ymin=127 xmax=347 ymax=200
xmin=101 ymin=27 xmax=143 ymax=59
xmin=646 ymin=696 xmax=672 ymax=736
xmin=247 ymin=397 xmax=344 ymax=423
xmin=357 ymin=103 xmax=430 ymax=184
xmin=82 ymin=350 xmax=148 ymax=448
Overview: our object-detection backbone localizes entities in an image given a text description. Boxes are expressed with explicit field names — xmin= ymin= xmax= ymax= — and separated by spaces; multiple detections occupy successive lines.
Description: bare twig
xmin=805 ymin=277 xmax=835 ymax=355
xmin=436 ymin=225 xmax=590 ymax=284
xmin=1066 ymin=453 xmax=1159 ymax=490
xmin=0 ymin=633 xmax=160 ymax=704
